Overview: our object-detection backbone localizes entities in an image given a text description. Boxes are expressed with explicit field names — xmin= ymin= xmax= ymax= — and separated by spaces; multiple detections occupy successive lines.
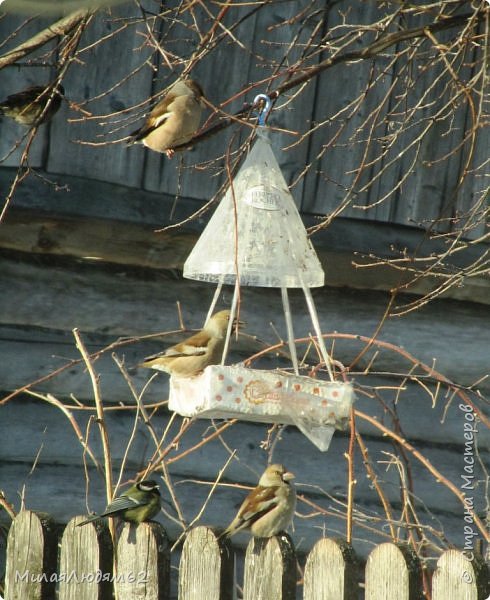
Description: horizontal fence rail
xmin=3 ymin=511 xmax=489 ymax=599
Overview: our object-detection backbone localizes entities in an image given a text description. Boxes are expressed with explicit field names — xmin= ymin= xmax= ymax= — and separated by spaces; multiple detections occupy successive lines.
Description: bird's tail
xmin=76 ymin=514 xmax=99 ymax=527
xmin=126 ymin=128 xmax=144 ymax=145
xmin=217 ymin=528 xmax=231 ymax=540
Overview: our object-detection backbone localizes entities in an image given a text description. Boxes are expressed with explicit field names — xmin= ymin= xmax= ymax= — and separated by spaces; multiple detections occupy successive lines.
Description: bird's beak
xmin=282 ymin=471 xmax=295 ymax=482
xmin=233 ymin=318 xmax=245 ymax=328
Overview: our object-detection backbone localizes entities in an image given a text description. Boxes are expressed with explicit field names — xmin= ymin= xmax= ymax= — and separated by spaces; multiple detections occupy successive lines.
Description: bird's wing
xmin=222 ymin=486 xmax=279 ymax=537
xmin=165 ymin=330 xmax=212 ymax=357
xmin=76 ymin=494 xmax=143 ymax=526
xmin=145 ymin=110 xmax=172 ymax=131
xmin=6 ymin=86 xmax=45 ymax=104
xmin=141 ymin=329 xmax=212 ymax=363
xmin=100 ymin=494 xmax=143 ymax=517
xmin=129 ymin=93 xmax=179 ymax=141
xmin=235 ymin=485 xmax=280 ymax=528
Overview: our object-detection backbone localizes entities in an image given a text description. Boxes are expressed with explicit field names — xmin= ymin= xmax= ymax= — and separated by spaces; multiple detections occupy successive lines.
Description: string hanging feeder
xmin=170 ymin=93 xmax=354 ymax=451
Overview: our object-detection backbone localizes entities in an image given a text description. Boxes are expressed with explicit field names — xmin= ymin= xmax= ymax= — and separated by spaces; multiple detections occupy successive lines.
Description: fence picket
xmin=303 ymin=537 xmax=358 ymax=600
xmin=365 ymin=542 xmax=422 ymax=600
xmin=243 ymin=534 xmax=296 ymax=600
xmin=5 ymin=510 xmax=58 ymax=600
xmin=432 ymin=550 xmax=489 ymax=600
xmin=3 ymin=512 xmax=487 ymax=599
xmin=58 ymin=515 xmax=113 ymax=600
xmin=178 ymin=526 xmax=234 ymax=600
xmin=115 ymin=521 xmax=170 ymax=599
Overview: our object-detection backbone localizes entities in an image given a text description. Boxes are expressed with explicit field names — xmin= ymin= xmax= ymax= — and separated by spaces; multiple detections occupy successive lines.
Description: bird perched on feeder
xmin=127 ymin=79 xmax=205 ymax=158
xmin=221 ymin=464 xmax=296 ymax=539
xmin=77 ymin=480 xmax=161 ymax=526
xmin=0 ymin=83 xmax=64 ymax=126
xmin=139 ymin=310 xmax=239 ymax=378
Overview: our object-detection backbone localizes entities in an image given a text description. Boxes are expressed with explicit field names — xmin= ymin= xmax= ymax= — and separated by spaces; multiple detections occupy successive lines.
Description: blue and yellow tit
xmin=77 ymin=480 xmax=161 ymax=526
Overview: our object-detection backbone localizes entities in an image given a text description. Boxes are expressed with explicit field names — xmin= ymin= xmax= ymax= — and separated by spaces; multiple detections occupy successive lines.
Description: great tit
xmin=77 ymin=480 xmax=161 ymax=526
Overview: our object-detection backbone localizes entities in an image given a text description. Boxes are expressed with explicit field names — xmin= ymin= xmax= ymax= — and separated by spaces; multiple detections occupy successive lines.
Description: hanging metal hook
xmin=253 ymin=93 xmax=272 ymax=126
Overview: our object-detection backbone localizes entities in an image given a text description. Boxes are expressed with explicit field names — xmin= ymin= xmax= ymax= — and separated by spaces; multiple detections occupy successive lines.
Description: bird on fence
xmin=77 ymin=480 xmax=161 ymax=526
xmin=220 ymin=464 xmax=296 ymax=539
xmin=0 ymin=83 xmax=64 ymax=126
xmin=139 ymin=309 xmax=241 ymax=378
xmin=127 ymin=79 xmax=205 ymax=158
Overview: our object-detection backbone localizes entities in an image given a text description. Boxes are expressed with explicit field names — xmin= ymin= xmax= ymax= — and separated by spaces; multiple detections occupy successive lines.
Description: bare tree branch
xmin=0 ymin=8 xmax=93 ymax=69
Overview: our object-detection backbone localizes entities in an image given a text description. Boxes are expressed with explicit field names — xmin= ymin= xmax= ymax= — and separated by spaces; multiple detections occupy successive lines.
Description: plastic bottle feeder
xmin=170 ymin=98 xmax=354 ymax=451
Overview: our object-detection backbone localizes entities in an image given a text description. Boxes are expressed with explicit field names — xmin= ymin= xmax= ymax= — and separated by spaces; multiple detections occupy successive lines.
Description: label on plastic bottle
xmin=243 ymin=185 xmax=281 ymax=210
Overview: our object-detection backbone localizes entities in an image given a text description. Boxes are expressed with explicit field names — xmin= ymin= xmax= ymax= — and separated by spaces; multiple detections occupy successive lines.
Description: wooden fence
xmin=3 ymin=511 xmax=489 ymax=599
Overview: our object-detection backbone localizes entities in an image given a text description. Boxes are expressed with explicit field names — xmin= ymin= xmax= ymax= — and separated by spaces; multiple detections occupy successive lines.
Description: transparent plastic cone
xmin=184 ymin=130 xmax=325 ymax=288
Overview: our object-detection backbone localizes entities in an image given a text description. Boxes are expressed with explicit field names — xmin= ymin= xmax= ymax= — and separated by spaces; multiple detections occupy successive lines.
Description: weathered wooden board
xmin=0 ymin=13 xmax=58 ymax=168
xmin=301 ymin=1 xmax=393 ymax=220
xmin=303 ymin=538 xmax=358 ymax=600
xmin=0 ymin=209 xmax=198 ymax=269
xmin=178 ymin=526 xmax=233 ymax=600
xmin=1 ymin=394 xmax=488 ymax=553
xmin=4 ymin=510 xmax=58 ymax=600
xmin=243 ymin=535 xmax=296 ymax=600
xmin=1 ymin=208 xmax=489 ymax=304
xmin=245 ymin=0 xmax=322 ymax=209
xmin=0 ymin=5 xmax=486 ymax=234
xmin=365 ymin=543 xmax=421 ymax=600
xmin=1 ymin=332 xmax=488 ymax=449
xmin=0 ymin=250 xmax=488 ymax=389
xmin=1 ymin=163 xmax=488 ymax=306
xmin=45 ymin=3 xmax=155 ymax=188
xmin=58 ymin=515 xmax=113 ymax=600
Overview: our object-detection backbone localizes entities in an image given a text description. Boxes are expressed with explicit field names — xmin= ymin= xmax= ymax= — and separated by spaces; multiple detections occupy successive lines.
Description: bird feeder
xmin=170 ymin=96 xmax=354 ymax=451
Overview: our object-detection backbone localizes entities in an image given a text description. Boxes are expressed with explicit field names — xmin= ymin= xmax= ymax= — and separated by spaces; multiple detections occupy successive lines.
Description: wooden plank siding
xmin=0 ymin=3 xmax=486 ymax=235
xmin=45 ymin=2 xmax=154 ymax=188
xmin=0 ymin=3 xmax=488 ymax=589
xmin=3 ymin=513 xmax=489 ymax=599
xmin=0 ymin=13 xmax=58 ymax=169
xmin=0 ymin=394 xmax=488 ymax=555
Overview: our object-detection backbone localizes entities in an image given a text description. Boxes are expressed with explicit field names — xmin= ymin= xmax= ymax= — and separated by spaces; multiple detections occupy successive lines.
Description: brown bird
xmin=221 ymin=464 xmax=296 ymax=539
xmin=128 ymin=79 xmax=205 ymax=158
xmin=139 ymin=310 xmax=237 ymax=378
xmin=0 ymin=83 xmax=64 ymax=126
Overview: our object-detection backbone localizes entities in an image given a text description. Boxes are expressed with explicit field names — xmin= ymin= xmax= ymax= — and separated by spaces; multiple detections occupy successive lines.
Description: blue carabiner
xmin=253 ymin=94 xmax=272 ymax=126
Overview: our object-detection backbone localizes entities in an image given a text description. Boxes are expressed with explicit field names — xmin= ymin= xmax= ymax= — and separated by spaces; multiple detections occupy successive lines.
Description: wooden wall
xmin=0 ymin=0 xmax=489 ymax=578
xmin=0 ymin=224 xmax=488 ymax=559
xmin=0 ymin=1 xmax=487 ymax=235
